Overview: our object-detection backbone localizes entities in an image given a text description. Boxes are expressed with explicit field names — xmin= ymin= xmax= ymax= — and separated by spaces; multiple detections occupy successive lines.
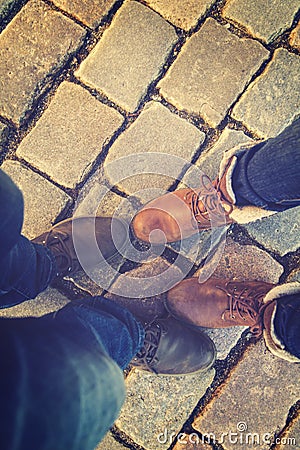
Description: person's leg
xmin=273 ymin=294 xmax=300 ymax=359
xmin=232 ymin=118 xmax=300 ymax=210
xmin=0 ymin=293 xmax=218 ymax=449
xmin=0 ymin=169 xmax=57 ymax=308
xmin=0 ymin=168 xmax=129 ymax=308
xmin=0 ymin=296 xmax=144 ymax=450
xmin=0 ymin=169 xmax=24 ymax=258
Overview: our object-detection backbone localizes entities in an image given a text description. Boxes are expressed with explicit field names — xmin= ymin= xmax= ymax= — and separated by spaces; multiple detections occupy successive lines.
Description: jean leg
xmin=0 ymin=168 xmax=24 ymax=261
xmin=0 ymin=296 xmax=144 ymax=450
xmin=274 ymin=294 xmax=300 ymax=359
xmin=71 ymin=296 xmax=145 ymax=368
xmin=232 ymin=118 xmax=300 ymax=210
xmin=0 ymin=169 xmax=57 ymax=307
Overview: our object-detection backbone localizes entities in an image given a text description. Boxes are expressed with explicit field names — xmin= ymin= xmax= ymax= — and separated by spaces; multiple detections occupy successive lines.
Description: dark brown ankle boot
xmin=131 ymin=316 xmax=216 ymax=375
xmin=32 ymin=217 xmax=128 ymax=278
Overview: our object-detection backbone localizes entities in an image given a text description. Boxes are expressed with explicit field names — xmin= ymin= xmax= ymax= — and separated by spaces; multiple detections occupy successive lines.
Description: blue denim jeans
xmin=0 ymin=168 xmax=144 ymax=449
xmin=274 ymin=294 xmax=300 ymax=359
xmin=232 ymin=117 xmax=300 ymax=211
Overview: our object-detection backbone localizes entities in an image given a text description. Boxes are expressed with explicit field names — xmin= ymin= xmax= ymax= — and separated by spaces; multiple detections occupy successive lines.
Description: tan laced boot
xmin=165 ymin=277 xmax=275 ymax=337
xmin=132 ymin=161 xmax=235 ymax=244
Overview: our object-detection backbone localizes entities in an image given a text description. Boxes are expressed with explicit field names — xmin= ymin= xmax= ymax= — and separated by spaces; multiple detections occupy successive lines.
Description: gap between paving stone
xmin=105 ymin=257 xmax=183 ymax=311
xmin=0 ymin=121 xmax=7 ymax=148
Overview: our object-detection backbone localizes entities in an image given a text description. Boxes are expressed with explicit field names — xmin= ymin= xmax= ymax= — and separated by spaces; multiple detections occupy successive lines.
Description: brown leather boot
xmin=132 ymin=163 xmax=235 ymax=244
xmin=32 ymin=216 xmax=128 ymax=278
xmin=165 ymin=277 xmax=275 ymax=337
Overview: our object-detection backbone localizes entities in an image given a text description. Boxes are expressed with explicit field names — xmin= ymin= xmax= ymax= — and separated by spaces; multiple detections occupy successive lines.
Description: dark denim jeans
xmin=274 ymin=294 xmax=300 ymax=359
xmin=0 ymin=169 xmax=144 ymax=450
xmin=232 ymin=117 xmax=300 ymax=211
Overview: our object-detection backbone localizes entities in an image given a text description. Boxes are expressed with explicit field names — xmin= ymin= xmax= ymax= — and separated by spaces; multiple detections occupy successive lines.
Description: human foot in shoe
xmin=131 ymin=316 xmax=216 ymax=375
xmin=166 ymin=277 xmax=275 ymax=337
xmin=132 ymin=163 xmax=235 ymax=244
xmin=32 ymin=217 xmax=128 ymax=278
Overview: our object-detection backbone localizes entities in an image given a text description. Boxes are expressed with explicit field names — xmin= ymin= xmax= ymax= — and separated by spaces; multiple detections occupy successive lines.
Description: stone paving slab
xmin=95 ymin=432 xmax=127 ymax=450
xmin=104 ymin=101 xmax=205 ymax=198
xmin=193 ymin=339 xmax=300 ymax=450
xmin=1 ymin=160 xmax=71 ymax=238
xmin=52 ymin=0 xmax=117 ymax=29
xmin=116 ymin=367 xmax=215 ymax=450
xmin=168 ymin=227 xmax=228 ymax=269
xmin=17 ymin=81 xmax=124 ymax=189
xmin=144 ymin=0 xmax=215 ymax=31
xmin=232 ymin=49 xmax=300 ymax=138
xmin=159 ymin=18 xmax=269 ymax=127
xmin=243 ymin=206 xmax=300 ymax=256
xmin=0 ymin=287 xmax=70 ymax=318
xmin=290 ymin=20 xmax=300 ymax=50
xmin=76 ymin=1 xmax=177 ymax=112
xmin=106 ymin=257 xmax=183 ymax=318
xmin=277 ymin=417 xmax=300 ymax=449
xmin=195 ymin=127 xmax=254 ymax=180
xmin=212 ymin=237 xmax=284 ymax=283
xmin=223 ymin=0 xmax=300 ymax=44
xmin=0 ymin=0 xmax=85 ymax=125
xmin=173 ymin=435 xmax=212 ymax=450
xmin=194 ymin=237 xmax=283 ymax=359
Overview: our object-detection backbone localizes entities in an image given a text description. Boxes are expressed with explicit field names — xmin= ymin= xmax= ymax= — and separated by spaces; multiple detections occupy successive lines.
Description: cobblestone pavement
xmin=0 ymin=0 xmax=300 ymax=449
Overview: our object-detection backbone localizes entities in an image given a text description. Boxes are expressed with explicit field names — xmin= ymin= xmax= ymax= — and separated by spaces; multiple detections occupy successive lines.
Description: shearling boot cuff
xmin=218 ymin=141 xmax=277 ymax=224
xmin=263 ymin=282 xmax=300 ymax=363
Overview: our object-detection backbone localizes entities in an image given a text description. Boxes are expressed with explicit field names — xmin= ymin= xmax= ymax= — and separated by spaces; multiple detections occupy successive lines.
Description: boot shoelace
xmin=217 ymin=283 xmax=267 ymax=336
xmin=132 ymin=320 xmax=163 ymax=374
xmin=184 ymin=175 xmax=233 ymax=228
xmin=42 ymin=229 xmax=80 ymax=277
